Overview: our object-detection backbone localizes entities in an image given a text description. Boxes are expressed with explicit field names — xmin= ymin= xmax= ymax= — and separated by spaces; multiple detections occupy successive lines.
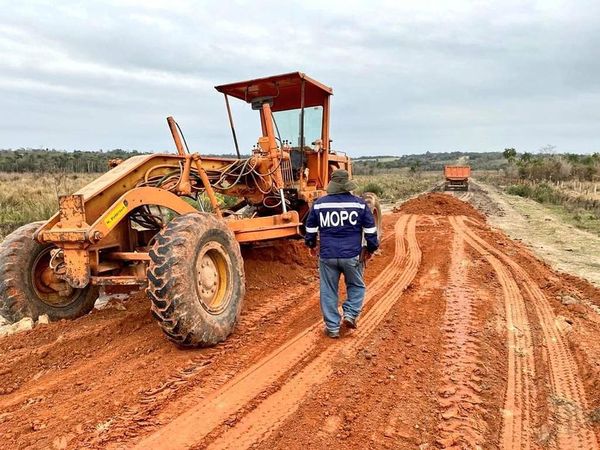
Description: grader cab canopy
xmin=215 ymin=72 xmax=339 ymax=188
xmin=216 ymin=72 xmax=332 ymax=111
xmin=0 ymin=72 xmax=381 ymax=348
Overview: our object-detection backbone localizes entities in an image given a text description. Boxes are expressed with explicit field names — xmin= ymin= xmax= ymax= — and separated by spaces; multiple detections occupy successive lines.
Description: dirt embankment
xmin=1 ymin=194 xmax=600 ymax=450
xmin=396 ymin=192 xmax=485 ymax=220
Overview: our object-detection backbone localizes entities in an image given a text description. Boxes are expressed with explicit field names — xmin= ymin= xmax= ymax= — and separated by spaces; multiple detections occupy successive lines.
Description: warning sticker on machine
xmin=104 ymin=201 xmax=128 ymax=229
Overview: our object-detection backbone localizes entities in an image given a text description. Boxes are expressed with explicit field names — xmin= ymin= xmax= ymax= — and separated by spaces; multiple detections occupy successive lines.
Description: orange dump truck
xmin=443 ymin=165 xmax=471 ymax=191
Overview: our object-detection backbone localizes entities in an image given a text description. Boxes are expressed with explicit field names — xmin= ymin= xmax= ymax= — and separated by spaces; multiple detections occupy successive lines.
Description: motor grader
xmin=0 ymin=72 xmax=382 ymax=347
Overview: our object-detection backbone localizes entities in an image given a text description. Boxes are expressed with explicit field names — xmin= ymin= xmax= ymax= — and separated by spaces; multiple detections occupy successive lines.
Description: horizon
xmin=1 ymin=147 xmax=598 ymax=158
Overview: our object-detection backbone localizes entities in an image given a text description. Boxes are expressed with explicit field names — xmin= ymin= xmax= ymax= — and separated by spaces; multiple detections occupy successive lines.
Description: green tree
xmin=503 ymin=148 xmax=517 ymax=162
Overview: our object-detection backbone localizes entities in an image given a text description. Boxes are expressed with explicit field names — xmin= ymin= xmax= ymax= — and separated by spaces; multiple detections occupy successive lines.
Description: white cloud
xmin=0 ymin=0 xmax=599 ymax=154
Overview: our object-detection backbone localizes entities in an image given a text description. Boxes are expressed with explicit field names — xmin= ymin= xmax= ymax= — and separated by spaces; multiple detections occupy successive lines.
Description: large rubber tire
xmin=361 ymin=192 xmax=383 ymax=242
xmin=146 ymin=213 xmax=245 ymax=347
xmin=0 ymin=222 xmax=99 ymax=323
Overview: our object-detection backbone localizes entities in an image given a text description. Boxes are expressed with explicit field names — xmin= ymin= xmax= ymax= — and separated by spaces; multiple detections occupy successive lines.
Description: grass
xmin=0 ymin=172 xmax=242 ymax=239
xmin=0 ymin=172 xmax=99 ymax=239
xmin=354 ymin=170 xmax=439 ymax=202
xmin=506 ymin=182 xmax=563 ymax=204
xmin=505 ymin=181 xmax=600 ymax=235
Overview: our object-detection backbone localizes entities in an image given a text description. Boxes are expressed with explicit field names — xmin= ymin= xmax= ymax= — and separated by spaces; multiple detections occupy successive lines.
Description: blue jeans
xmin=318 ymin=255 xmax=366 ymax=332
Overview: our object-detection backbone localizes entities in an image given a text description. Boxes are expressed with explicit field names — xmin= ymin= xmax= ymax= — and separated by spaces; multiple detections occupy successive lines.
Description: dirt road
xmin=1 ymin=193 xmax=599 ymax=449
xmin=469 ymin=180 xmax=600 ymax=287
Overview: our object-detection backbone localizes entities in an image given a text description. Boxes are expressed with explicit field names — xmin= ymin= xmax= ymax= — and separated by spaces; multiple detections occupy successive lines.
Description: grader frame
xmin=34 ymin=72 xmax=349 ymax=289
xmin=0 ymin=72 xmax=368 ymax=347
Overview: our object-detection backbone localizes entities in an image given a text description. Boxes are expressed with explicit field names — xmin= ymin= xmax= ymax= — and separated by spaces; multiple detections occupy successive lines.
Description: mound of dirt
xmin=243 ymin=240 xmax=313 ymax=266
xmin=396 ymin=193 xmax=486 ymax=220
xmin=242 ymin=240 xmax=317 ymax=290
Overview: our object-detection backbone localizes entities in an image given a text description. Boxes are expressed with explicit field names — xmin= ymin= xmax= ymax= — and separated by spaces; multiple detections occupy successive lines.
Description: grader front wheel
xmin=0 ymin=222 xmax=99 ymax=323
xmin=146 ymin=213 xmax=245 ymax=347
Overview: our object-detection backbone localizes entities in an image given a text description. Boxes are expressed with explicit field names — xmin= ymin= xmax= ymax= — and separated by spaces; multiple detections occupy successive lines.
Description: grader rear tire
xmin=361 ymin=192 xmax=383 ymax=242
xmin=146 ymin=213 xmax=245 ymax=347
xmin=0 ymin=222 xmax=98 ymax=323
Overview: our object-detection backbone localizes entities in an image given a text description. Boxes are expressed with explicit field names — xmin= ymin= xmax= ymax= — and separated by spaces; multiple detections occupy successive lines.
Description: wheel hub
xmin=197 ymin=254 xmax=220 ymax=304
xmin=32 ymin=248 xmax=80 ymax=307
xmin=194 ymin=242 xmax=230 ymax=313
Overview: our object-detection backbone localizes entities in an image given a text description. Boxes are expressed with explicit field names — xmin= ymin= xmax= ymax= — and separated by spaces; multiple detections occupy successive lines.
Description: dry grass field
xmin=0 ymin=172 xmax=98 ymax=239
xmin=354 ymin=170 xmax=440 ymax=202
xmin=0 ymin=170 xmax=441 ymax=239
xmin=475 ymin=172 xmax=600 ymax=235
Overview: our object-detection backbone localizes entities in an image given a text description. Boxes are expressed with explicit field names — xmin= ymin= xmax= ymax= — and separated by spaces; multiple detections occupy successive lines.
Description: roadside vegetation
xmin=478 ymin=149 xmax=600 ymax=235
xmin=0 ymin=149 xmax=145 ymax=173
xmin=504 ymin=182 xmax=600 ymax=235
xmin=501 ymin=147 xmax=600 ymax=182
xmin=0 ymin=172 xmax=98 ymax=239
xmin=355 ymin=170 xmax=439 ymax=202
xmin=3 ymin=147 xmax=597 ymax=238
xmin=353 ymin=151 xmax=506 ymax=173
xmin=0 ymin=148 xmax=246 ymax=173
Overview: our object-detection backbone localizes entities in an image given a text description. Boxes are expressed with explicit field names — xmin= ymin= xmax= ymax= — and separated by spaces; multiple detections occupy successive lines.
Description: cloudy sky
xmin=1 ymin=0 xmax=599 ymax=156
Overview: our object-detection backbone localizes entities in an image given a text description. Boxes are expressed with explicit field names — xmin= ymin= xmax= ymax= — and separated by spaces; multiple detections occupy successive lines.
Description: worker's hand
xmin=308 ymin=246 xmax=318 ymax=258
xmin=359 ymin=247 xmax=374 ymax=263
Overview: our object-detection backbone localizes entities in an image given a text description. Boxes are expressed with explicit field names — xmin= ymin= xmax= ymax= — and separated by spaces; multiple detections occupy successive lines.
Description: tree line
xmin=0 ymin=149 xmax=242 ymax=173
xmin=502 ymin=148 xmax=600 ymax=181
xmin=353 ymin=151 xmax=506 ymax=175
xmin=2 ymin=148 xmax=598 ymax=181
xmin=0 ymin=149 xmax=148 ymax=173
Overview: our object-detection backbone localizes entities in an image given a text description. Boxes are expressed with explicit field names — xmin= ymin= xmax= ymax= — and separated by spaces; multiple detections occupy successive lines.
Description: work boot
xmin=324 ymin=328 xmax=340 ymax=339
xmin=342 ymin=315 xmax=357 ymax=329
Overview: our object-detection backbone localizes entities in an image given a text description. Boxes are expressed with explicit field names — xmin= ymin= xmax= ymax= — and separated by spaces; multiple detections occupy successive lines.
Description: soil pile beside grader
xmin=0 ymin=72 xmax=382 ymax=347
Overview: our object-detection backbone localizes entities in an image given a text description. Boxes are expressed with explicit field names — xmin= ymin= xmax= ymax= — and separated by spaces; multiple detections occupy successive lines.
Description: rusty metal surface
xmin=90 ymin=276 xmax=147 ymax=286
xmin=193 ymin=157 xmax=222 ymax=218
xmin=58 ymin=195 xmax=86 ymax=227
xmin=167 ymin=116 xmax=187 ymax=156
xmin=226 ymin=211 xmax=301 ymax=243
xmin=214 ymin=72 xmax=332 ymax=112
xmin=260 ymin=102 xmax=285 ymax=189
xmin=62 ymin=247 xmax=90 ymax=288
xmin=105 ymin=252 xmax=151 ymax=261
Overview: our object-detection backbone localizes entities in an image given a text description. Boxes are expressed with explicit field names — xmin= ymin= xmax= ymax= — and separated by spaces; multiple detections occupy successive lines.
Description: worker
xmin=304 ymin=169 xmax=379 ymax=338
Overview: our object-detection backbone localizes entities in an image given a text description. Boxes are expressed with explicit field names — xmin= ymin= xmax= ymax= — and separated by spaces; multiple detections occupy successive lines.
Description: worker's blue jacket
xmin=304 ymin=193 xmax=379 ymax=259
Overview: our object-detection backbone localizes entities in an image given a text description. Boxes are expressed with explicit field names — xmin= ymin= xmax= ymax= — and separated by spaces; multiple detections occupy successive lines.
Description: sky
xmin=1 ymin=0 xmax=599 ymax=156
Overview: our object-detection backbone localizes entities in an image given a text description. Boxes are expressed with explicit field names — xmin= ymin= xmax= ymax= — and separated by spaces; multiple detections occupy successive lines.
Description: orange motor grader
xmin=0 ymin=72 xmax=382 ymax=347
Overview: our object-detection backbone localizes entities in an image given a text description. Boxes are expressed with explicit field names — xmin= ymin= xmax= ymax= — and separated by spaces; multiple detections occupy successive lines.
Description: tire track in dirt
xmin=448 ymin=191 xmax=472 ymax=202
xmin=1 ymin=219 xmax=398 ymax=450
xmin=365 ymin=217 xmax=450 ymax=448
xmin=1 ymin=237 xmax=358 ymax=450
xmin=133 ymin=215 xmax=414 ymax=450
xmin=458 ymin=216 xmax=598 ymax=449
xmin=205 ymin=215 xmax=421 ymax=450
xmin=93 ymin=284 xmax=320 ymax=443
xmin=449 ymin=216 xmax=536 ymax=450
xmin=435 ymin=224 xmax=486 ymax=448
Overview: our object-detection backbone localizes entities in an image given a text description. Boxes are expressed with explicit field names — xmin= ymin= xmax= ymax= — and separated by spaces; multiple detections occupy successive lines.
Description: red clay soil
xmin=1 ymin=194 xmax=599 ymax=450
xmin=396 ymin=192 xmax=485 ymax=220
